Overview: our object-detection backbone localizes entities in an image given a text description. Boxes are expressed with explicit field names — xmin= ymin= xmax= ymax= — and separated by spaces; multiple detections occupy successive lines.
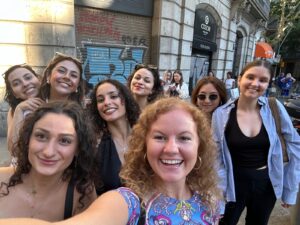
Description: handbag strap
xmin=268 ymin=97 xmax=289 ymax=162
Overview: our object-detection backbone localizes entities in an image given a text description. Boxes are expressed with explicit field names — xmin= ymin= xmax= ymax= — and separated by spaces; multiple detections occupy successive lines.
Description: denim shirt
xmin=212 ymin=96 xmax=300 ymax=205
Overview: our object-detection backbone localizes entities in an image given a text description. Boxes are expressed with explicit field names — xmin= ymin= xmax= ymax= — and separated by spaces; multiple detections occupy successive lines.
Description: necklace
xmin=113 ymin=137 xmax=128 ymax=153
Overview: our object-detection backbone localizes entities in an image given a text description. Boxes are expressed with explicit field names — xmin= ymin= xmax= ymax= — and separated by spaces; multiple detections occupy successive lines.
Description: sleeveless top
xmin=117 ymin=187 xmax=220 ymax=225
xmin=96 ymin=132 xmax=122 ymax=195
xmin=63 ymin=179 xmax=75 ymax=219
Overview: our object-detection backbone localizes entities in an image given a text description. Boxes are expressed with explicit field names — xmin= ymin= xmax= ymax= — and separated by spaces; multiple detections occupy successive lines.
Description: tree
xmin=266 ymin=0 xmax=300 ymax=55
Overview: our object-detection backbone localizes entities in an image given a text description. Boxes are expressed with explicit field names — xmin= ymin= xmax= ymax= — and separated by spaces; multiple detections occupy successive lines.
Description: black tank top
xmin=225 ymin=105 xmax=270 ymax=168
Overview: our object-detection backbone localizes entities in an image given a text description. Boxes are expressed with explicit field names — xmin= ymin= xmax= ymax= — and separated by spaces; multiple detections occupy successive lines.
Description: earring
xmin=46 ymin=79 xmax=50 ymax=84
xmin=194 ymin=156 xmax=202 ymax=170
xmin=144 ymin=153 xmax=147 ymax=162
xmin=75 ymin=89 xmax=78 ymax=93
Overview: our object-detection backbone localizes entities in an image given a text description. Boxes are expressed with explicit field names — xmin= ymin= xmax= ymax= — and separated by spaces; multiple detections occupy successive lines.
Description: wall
xmin=74 ymin=6 xmax=152 ymax=85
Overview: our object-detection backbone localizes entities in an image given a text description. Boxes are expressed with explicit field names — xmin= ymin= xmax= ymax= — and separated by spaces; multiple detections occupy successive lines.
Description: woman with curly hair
xmin=88 ymin=79 xmax=140 ymax=194
xmin=0 ymin=101 xmax=97 ymax=221
xmin=3 ymin=64 xmax=44 ymax=154
xmin=191 ymin=76 xmax=227 ymax=120
xmin=0 ymin=98 xmax=222 ymax=224
xmin=39 ymin=52 xmax=84 ymax=103
xmin=127 ymin=63 xmax=163 ymax=110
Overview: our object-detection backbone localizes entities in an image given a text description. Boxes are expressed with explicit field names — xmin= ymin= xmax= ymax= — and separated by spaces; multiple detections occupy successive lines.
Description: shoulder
xmin=116 ymin=187 xmax=140 ymax=207
xmin=0 ymin=167 xmax=14 ymax=185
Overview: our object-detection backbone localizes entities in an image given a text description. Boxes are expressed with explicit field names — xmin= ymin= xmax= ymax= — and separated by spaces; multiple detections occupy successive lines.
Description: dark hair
xmin=3 ymin=64 xmax=39 ymax=113
xmin=191 ymin=76 xmax=227 ymax=106
xmin=89 ymin=79 xmax=140 ymax=133
xmin=3 ymin=101 xmax=97 ymax=208
xmin=127 ymin=64 xmax=163 ymax=103
xmin=171 ymin=69 xmax=183 ymax=87
xmin=227 ymin=71 xmax=233 ymax=77
xmin=39 ymin=53 xmax=84 ymax=103
xmin=240 ymin=60 xmax=273 ymax=79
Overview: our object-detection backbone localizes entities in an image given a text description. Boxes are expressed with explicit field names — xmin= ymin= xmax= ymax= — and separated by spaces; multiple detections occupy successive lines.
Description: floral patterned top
xmin=117 ymin=187 xmax=220 ymax=225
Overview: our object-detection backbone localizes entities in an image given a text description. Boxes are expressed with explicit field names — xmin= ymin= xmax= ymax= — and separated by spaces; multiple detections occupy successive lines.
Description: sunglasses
xmin=197 ymin=94 xmax=219 ymax=101
xmin=134 ymin=63 xmax=158 ymax=71
xmin=54 ymin=52 xmax=82 ymax=64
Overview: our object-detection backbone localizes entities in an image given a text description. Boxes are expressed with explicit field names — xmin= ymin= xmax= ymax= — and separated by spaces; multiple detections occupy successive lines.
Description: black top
xmin=96 ymin=132 xmax=122 ymax=195
xmin=64 ymin=179 xmax=74 ymax=219
xmin=225 ymin=104 xmax=270 ymax=168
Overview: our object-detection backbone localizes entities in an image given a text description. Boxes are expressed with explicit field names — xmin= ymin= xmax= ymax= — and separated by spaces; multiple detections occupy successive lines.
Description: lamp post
xmin=274 ymin=25 xmax=293 ymax=75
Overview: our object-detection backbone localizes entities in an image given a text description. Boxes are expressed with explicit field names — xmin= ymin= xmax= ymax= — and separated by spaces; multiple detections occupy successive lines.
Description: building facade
xmin=0 ymin=0 xmax=270 ymax=135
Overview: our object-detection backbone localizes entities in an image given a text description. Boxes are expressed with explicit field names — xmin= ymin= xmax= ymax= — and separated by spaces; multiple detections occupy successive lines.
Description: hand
xmin=281 ymin=202 xmax=291 ymax=208
xmin=16 ymin=98 xmax=44 ymax=112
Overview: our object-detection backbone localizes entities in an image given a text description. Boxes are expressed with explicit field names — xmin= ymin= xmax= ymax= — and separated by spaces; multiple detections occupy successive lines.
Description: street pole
xmin=274 ymin=26 xmax=293 ymax=76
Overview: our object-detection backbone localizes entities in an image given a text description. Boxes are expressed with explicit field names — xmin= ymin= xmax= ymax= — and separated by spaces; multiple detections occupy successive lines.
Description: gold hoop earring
xmin=194 ymin=156 xmax=202 ymax=170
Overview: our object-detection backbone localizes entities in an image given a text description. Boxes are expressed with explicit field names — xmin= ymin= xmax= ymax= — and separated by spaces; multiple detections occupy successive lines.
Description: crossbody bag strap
xmin=268 ymin=97 xmax=289 ymax=162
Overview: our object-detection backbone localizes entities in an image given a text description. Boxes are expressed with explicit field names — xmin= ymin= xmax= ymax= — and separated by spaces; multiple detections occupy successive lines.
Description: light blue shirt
xmin=212 ymin=97 xmax=300 ymax=205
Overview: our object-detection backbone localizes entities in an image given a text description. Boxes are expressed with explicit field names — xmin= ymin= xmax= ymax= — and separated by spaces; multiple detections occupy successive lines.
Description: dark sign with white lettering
xmin=193 ymin=9 xmax=217 ymax=52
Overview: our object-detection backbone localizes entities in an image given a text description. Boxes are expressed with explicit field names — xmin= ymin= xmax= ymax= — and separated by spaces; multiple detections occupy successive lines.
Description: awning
xmin=254 ymin=42 xmax=274 ymax=58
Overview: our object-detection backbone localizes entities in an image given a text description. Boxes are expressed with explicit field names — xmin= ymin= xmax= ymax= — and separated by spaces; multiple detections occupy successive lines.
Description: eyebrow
xmin=96 ymin=91 xmax=118 ymax=97
xmin=56 ymin=65 xmax=79 ymax=74
xmin=33 ymin=128 xmax=76 ymax=137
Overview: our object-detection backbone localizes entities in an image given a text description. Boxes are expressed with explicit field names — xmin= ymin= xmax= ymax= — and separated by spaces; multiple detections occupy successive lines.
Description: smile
xmin=38 ymin=157 xmax=59 ymax=166
xmin=103 ymin=107 xmax=117 ymax=114
xmin=161 ymin=159 xmax=183 ymax=165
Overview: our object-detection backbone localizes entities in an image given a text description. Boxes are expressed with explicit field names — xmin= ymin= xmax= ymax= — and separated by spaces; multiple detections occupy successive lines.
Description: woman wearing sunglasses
xmin=191 ymin=76 xmax=227 ymax=119
xmin=127 ymin=63 xmax=163 ymax=110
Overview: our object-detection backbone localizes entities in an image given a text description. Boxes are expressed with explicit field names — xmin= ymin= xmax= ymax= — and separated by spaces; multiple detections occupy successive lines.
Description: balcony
xmin=249 ymin=0 xmax=271 ymax=21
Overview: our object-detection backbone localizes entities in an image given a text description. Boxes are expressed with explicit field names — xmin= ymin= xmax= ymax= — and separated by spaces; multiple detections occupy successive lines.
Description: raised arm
xmin=0 ymin=191 xmax=129 ymax=225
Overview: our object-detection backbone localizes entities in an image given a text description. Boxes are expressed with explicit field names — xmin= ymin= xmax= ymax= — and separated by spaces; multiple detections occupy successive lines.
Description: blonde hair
xmin=120 ymin=97 xmax=222 ymax=209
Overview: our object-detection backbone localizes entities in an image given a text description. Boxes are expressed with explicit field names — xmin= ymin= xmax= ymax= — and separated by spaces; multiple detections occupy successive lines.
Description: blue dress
xmin=117 ymin=187 xmax=220 ymax=225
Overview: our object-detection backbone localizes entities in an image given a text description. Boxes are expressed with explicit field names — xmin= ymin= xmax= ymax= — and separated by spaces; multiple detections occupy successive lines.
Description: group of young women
xmin=0 ymin=58 xmax=299 ymax=225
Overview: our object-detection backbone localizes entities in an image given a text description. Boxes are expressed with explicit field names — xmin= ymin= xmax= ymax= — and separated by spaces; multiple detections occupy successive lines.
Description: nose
xmin=163 ymin=137 xmax=179 ymax=154
xmin=103 ymin=96 xmax=111 ymax=105
xmin=63 ymin=71 xmax=71 ymax=79
xmin=251 ymin=78 xmax=259 ymax=86
xmin=42 ymin=141 xmax=56 ymax=158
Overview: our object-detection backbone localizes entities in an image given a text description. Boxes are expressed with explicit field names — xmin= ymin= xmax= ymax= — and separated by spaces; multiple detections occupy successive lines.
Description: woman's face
xmin=173 ymin=73 xmax=182 ymax=83
xmin=28 ymin=113 xmax=78 ymax=177
xmin=96 ymin=82 xmax=126 ymax=123
xmin=130 ymin=68 xmax=154 ymax=97
xmin=196 ymin=83 xmax=221 ymax=114
xmin=238 ymin=66 xmax=270 ymax=99
xmin=146 ymin=108 xmax=199 ymax=187
xmin=48 ymin=60 xmax=80 ymax=99
xmin=8 ymin=67 xmax=40 ymax=100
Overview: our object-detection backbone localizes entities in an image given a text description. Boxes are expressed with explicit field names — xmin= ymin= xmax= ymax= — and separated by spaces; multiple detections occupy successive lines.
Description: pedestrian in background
xmin=212 ymin=60 xmax=300 ymax=225
xmin=224 ymin=71 xmax=236 ymax=99
xmin=168 ymin=69 xmax=189 ymax=99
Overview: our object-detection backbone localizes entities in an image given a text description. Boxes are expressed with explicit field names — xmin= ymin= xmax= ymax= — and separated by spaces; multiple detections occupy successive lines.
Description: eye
xmin=24 ymin=74 xmax=33 ymax=80
xmin=57 ymin=68 xmax=66 ymax=74
xmin=178 ymin=136 xmax=192 ymax=142
xmin=153 ymin=134 xmax=166 ymax=141
xmin=144 ymin=78 xmax=151 ymax=83
xmin=59 ymin=137 xmax=72 ymax=145
xmin=110 ymin=93 xmax=119 ymax=99
xmin=12 ymin=81 xmax=20 ymax=87
xmin=97 ymin=97 xmax=104 ymax=103
xmin=134 ymin=75 xmax=141 ymax=80
xmin=34 ymin=132 xmax=47 ymax=141
xmin=71 ymin=73 xmax=79 ymax=79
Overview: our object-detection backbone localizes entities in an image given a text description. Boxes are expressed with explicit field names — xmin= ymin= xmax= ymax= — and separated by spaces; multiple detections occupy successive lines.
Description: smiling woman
xmin=39 ymin=53 xmax=84 ymax=103
xmin=88 ymin=79 xmax=140 ymax=195
xmin=0 ymin=101 xmax=97 ymax=221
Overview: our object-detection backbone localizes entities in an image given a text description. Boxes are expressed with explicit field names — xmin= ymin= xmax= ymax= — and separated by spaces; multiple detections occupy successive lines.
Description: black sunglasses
xmin=134 ymin=63 xmax=158 ymax=70
xmin=197 ymin=94 xmax=219 ymax=101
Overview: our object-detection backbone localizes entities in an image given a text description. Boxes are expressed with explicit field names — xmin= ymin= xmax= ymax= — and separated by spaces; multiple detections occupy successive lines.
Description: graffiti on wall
xmin=79 ymin=42 xmax=147 ymax=86
xmin=76 ymin=9 xmax=121 ymax=41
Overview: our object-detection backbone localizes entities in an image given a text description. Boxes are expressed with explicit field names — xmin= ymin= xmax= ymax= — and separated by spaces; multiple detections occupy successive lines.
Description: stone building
xmin=0 ymin=0 xmax=270 ymax=135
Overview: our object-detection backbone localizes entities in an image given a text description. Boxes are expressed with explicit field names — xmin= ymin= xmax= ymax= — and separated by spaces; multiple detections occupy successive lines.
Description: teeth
xmin=104 ymin=108 xmax=116 ymax=113
xmin=161 ymin=159 xmax=182 ymax=165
